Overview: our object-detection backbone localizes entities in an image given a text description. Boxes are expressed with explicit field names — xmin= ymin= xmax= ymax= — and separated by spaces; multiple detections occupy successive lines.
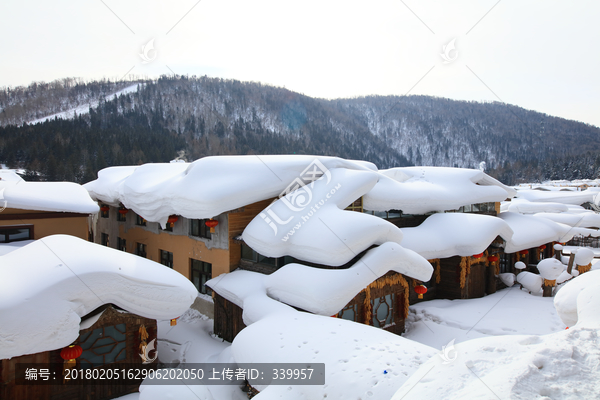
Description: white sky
xmin=1 ymin=0 xmax=599 ymax=127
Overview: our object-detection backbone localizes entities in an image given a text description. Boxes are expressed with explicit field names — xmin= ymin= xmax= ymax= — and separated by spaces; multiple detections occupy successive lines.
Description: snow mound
xmin=364 ymin=166 xmax=515 ymax=214
xmin=517 ymin=271 xmax=543 ymax=293
xmin=85 ymin=155 xmax=373 ymax=226
xmin=515 ymin=188 xmax=597 ymax=205
xmin=554 ymin=270 xmax=600 ymax=327
xmin=537 ymin=258 xmax=565 ymax=280
xmin=243 ymin=168 xmax=404 ymax=266
xmin=514 ymin=261 xmax=527 ymax=270
xmin=0 ymin=235 xmax=197 ymax=359
xmin=574 ymin=248 xmax=595 ymax=266
xmin=393 ymin=271 xmax=600 ymax=400
xmin=232 ymin=313 xmax=437 ymax=400
xmin=400 ymin=213 xmax=513 ymax=260
xmin=499 ymin=273 xmax=515 ymax=287
xmin=0 ymin=172 xmax=98 ymax=214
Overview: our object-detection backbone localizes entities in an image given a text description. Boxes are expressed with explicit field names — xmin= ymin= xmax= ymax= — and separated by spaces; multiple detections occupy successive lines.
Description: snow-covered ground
xmin=405 ymin=286 xmax=565 ymax=350
xmin=115 ymin=283 xmax=576 ymax=400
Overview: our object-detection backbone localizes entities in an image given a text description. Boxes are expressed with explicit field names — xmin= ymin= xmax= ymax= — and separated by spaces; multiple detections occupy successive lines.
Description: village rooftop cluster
xmin=1 ymin=155 xmax=600 ymax=399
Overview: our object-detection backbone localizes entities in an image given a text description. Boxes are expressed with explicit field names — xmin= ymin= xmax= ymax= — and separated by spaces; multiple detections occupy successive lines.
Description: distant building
xmin=0 ymin=171 xmax=98 ymax=248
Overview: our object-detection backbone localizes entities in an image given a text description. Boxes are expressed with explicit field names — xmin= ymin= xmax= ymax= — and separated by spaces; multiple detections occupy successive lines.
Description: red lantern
xmin=473 ymin=253 xmax=484 ymax=259
xmin=100 ymin=206 xmax=109 ymax=212
xmin=520 ymin=250 xmax=529 ymax=256
xmin=488 ymin=255 xmax=499 ymax=263
xmin=60 ymin=345 xmax=82 ymax=361
xmin=539 ymin=245 xmax=546 ymax=250
xmin=167 ymin=215 xmax=179 ymax=224
xmin=414 ymin=285 xmax=427 ymax=299
xmin=205 ymin=219 xmax=219 ymax=233
xmin=118 ymin=209 xmax=128 ymax=215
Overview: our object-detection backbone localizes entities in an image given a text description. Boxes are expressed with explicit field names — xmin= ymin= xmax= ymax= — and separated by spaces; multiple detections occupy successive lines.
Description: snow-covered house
xmin=0 ymin=171 xmax=98 ymax=251
xmin=0 ymin=235 xmax=197 ymax=400
xmin=84 ymin=158 xmax=535 ymax=341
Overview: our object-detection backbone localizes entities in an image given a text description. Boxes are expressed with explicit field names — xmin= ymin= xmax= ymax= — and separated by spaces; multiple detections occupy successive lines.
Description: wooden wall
xmin=214 ymin=293 xmax=246 ymax=342
xmin=228 ymin=199 xmax=274 ymax=272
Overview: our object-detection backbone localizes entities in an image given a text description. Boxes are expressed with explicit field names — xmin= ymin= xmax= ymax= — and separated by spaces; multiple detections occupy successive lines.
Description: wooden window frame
xmin=190 ymin=259 xmax=213 ymax=295
xmin=0 ymin=224 xmax=34 ymax=243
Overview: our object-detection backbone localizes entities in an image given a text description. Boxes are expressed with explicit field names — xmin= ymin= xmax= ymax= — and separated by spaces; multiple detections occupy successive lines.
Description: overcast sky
xmin=1 ymin=0 xmax=599 ymax=127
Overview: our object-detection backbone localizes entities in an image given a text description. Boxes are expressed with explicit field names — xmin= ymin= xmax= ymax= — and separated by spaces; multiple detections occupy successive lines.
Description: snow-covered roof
xmin=533 ymin=212 xmax=600 ymax=228
xmin=363 ymin=166 xmax=515 ymax=214
xmin=242 ymin=167 xmax=405 ymax=266
xmin=0 ymin=235 xmax=197 ymax=359
xmin=84 ymin=155 xmax=374 ymax=226
xmin=501 ymin=199 xmax=570 ymax=214
xmin=515 ymin=188 xmax=597 ymax=205
xmin=0 ymin=171 xmax=98 ymax=214
xmin=498 ymin=212 xmax=599 ymax=253
xmin=400 ymin=213 xmax=514 ymax=260
xmin=209 ymin=242 xmax=432 ymax=321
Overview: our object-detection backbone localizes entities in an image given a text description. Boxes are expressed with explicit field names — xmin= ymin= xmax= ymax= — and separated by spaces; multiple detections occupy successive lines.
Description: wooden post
xmin=555 ymin=248 xmax=562 ymax=260
xmin=567 ymin=253 xmax=575 ymax=274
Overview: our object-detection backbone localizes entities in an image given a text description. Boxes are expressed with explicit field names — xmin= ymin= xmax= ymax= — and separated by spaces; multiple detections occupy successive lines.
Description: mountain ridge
xmin=1 ymin=75 xmax=599 ymax=184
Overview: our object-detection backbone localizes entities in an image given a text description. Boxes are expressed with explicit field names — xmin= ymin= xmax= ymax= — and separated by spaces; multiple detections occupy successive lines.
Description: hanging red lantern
xmin=414 ymin=285 xmax=427 ymax=299
xmin=100 ymin=206 xmax=109 ymax=212
xmin=118 ymin=209 xmax=128 ymax=215
xmin=167 ymin=215 xmax=179 ymax=224
xmin=520 ymin=250 xmax=529 ymax=256
xmin=488 ymin=255 xmax=499 ymax=263
xmin=539 ymin=245 xmax=546 ymax=250
xmin=473 ymin=253 xmax=484 ymax=259
xmin=205 ymin=219 xmax=219 ymax=233
xmin=60 ymin=344 xmax=82 ymax=360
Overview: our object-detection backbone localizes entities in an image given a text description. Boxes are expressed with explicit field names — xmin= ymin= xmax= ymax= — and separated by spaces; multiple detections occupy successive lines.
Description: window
xmin=190 ymin=219 xmax=211 ymax=239
xmin=345 ymin=197 xmax=363 ymax=212
xmin=372 ymin=294 xmax=395 ymax=328
xmin=191 ymin=259 xmax=212 ymax=295
xmin=117 ymin=208 xmax=127 ymax=222
xmin=101 ymin=233 xmax=109 ymax=247
xmin=136 ymin=214 xmax=146 ymax=226
xmin=79 ymin=323 xmax=126 ymax=369
xmin=0 ymin=226 xmax=33 ymax=243
xmin=160 ymin=250 xmax=173 ymax=268
xmin=100 ymin=205 xmax=109 ymax=218
xmin=136 ymin=243 xmax=147 ymax=258
xmin=117 ymin=237 xmax=126 ymax=252
xmin=240 ymin=242 xmax=294 ymax=268
xmin=337 ymin=303 xmax=358 ymax=321
xmin=500 ymin=253 xmax=511 ymax=274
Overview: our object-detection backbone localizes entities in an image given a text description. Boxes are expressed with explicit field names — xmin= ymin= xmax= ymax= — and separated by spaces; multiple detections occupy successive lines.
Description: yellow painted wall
xmin=117 ymin=225 xmax=230 ymax=280
xmin=0 ymin=208 xmax=90 ymax=240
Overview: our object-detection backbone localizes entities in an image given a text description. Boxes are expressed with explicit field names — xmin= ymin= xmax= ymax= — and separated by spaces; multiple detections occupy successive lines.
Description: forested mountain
xmin=1 ymin=75 xmax=599 ymax=185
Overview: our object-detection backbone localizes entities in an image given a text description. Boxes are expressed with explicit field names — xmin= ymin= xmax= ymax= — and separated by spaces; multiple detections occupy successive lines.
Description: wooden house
xmin=1 ymin=305 xmax=157 ymax=400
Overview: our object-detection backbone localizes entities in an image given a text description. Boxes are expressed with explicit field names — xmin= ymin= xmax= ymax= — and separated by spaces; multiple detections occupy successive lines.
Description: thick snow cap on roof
xmin=400 ymin=213 xmax=514 ymax=260
xmin=0 ymin=171 xmax=98 ymax=214
xmin=208 ymin=243 xmax=432 ymax=322
xmin=84 ymin=155 xmax=374 ymax=226
xmin=242 ymin=168 xmax=404 ymax=266
xmin=264 ymin=242 xmax=433 ymax=316
xmin=0 ymin=235 xmax=197 ymax=359
xmin=515 ymin=188 xmax=597 ymax=205
xmin=501 ymin=199 xmax=570 ymax=214
xmin=533 ymin=212 xmax=600 ymax=229
xmin=499 ymin=212 xmax=575 ymax=253
xmin=363 ymin=166 xmax=515 ymax=214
